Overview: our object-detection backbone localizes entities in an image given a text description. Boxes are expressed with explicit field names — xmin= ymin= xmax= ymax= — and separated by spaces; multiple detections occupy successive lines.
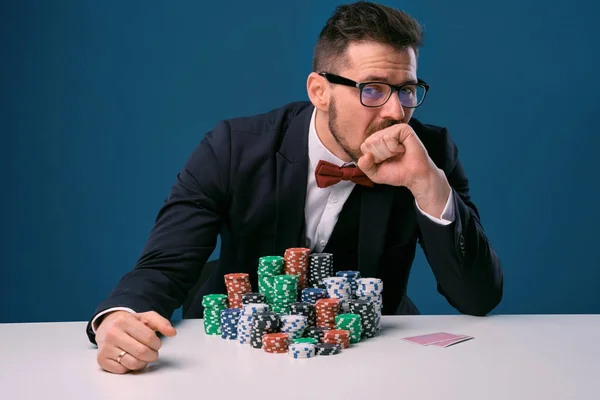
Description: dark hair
xmin=312 ymin=1 xmax=423 ymax=73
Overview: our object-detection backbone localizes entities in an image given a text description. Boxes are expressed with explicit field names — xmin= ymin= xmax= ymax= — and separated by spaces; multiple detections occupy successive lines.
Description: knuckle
xmin=104 ymin=327 xmax=119 ymax=343
xmin=134 ymin=344 xmax=149 ymax=359
xmin=143 ymin=332 xmax=157 ymax=346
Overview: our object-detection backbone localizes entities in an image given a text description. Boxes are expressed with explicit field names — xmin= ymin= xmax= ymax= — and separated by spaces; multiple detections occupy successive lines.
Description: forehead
xmin=342 ymin=41 xmax=417 ymax=83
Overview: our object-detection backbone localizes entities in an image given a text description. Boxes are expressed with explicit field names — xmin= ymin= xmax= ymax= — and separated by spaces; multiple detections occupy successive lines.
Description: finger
xmin=363 ymin=137 xmax=392 ymax=164
xmin=97 ymin=346 xmax=130 ymax=374
xmin=124 ymin=318 xmax=163 ymax=352
xmin=383 ymin=134 xmax=406 ymax=154
xmin=114 ymin=348 xmax=149 ymax=371
xmin=118 ymin=330 xmax=160 ymax=363
xmin=99 ymin=359 xmax=130 ymax=375
xmin=135 ymin=312 xmax=177 ymax=338
xmin=358 ymin=152 xmax=377 ymax=177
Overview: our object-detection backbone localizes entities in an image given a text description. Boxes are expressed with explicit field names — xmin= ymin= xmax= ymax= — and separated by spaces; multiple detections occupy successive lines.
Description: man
xmin=89 ymin=1 xmax=503 ymax=374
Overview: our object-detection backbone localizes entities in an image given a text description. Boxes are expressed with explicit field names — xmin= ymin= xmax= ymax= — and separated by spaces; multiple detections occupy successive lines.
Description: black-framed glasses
xmin=318 ymin=72 xmax=430 ymax=108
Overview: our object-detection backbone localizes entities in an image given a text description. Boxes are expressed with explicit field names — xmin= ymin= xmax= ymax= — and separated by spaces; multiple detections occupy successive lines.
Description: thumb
xmin=358 ymin=152 xmax=377 ymax=177
xmin=136 ymin=311 xmax=177 ymax=337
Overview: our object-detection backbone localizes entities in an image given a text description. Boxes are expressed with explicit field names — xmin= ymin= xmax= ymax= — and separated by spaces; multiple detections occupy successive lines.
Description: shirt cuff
xmin=415 ymin=190 xmax=455 ymax=225
xmin=91 ymin=307 xmax=136 ymax=334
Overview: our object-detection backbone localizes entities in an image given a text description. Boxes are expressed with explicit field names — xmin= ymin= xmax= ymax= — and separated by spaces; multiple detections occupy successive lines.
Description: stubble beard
xmin=328 ymin=97 xmax=402 ymax=163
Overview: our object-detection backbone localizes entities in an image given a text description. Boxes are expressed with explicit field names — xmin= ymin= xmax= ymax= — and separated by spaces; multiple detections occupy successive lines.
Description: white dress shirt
xmin=92 ymin=107 xmax=455 ymax=332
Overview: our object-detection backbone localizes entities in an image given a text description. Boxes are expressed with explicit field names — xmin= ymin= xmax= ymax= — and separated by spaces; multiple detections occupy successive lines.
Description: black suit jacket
xmin=86 ymin=101 xmax=503 ymax=344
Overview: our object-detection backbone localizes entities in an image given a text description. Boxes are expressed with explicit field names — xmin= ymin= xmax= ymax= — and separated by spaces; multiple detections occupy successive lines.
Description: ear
xmin=306 ymin=72 xmax=330 ymax=112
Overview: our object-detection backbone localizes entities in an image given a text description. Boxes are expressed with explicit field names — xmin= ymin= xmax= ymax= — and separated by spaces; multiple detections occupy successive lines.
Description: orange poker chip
xmin=224 ymin=273 xmax=250 ymax=280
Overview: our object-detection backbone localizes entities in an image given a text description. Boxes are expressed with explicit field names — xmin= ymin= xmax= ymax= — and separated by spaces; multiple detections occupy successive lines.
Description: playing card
xmin=402 ymin=332 xmax=469 ymax=346
xmin=430 ymin=336 xmax=474 ymax=347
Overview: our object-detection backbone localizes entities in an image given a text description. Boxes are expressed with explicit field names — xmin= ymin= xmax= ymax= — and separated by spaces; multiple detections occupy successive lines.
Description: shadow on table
xmin=131 ymin=357 xmax=187 ymax=374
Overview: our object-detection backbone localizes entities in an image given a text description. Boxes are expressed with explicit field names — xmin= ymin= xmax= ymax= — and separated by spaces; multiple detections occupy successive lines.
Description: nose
xmin=379 ymin=91 xmax=405 ymax=122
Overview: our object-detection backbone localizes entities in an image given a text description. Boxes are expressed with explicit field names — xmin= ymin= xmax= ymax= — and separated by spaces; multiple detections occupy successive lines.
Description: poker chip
xmin=262 ymin=333 xmax=289 ymax=353
xmin=292 ymin=337 xmax=318 ymax=345
xmin=301 ymin=288 xmax=329 ymax=305
xmin=272 ymin=274 xmax=299 ymax=315
xmin=315 ymin=298 xmax=341 ymax=329
xmin=237 ymin=303 xmax=269 ymax=344
xmin=284 ymin=247 xmax=310 ymax=291
xmin=242 ymin=292 xmax=266 ymax=305
xmin=224 ymin=273 xmax=252 ymax=309
xmin=316 ymin=343 xmax=341 ymax=355
xmin=323 ymin=329 xmax=351 ymax=349
xmin=355 ymin=278 xmax=383 ymax=332
xmin=335 ymin=270 xmax=361 ymax=298
xmin=289 ymin=302 xmax=316 ymax=327
xmin=220 ymin=308 xmax=241 ymax=340
xmin=307 ymin=253 xmax=334 ymax=289
xmin=323 ymin=277 xmax=352 ymax=313
xmin=202 ymin=294 xmax=228 ymax=309
xmin=202 ymin=294 xmax=228 ymax=335
xmin=250 ymin=312 xmax=281 ymax=349
xmin=303 ymin=326 xmax=327 ymax=343
xmin=288 ymin=343 xmax=316 ymax=359
xmin=349 ymin=299 xmax=378 ymax=338
xmin=258 ymin=256 xmax=285 ymax=305
xmin=280 ymin=314 xmax=308 ymax=340
xmin=335 ymin=313 xmax=362 ymax=343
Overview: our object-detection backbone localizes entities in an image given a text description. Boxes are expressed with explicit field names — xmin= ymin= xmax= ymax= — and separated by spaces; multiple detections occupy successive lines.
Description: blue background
xmin=2 ymin=0 xmax=599 ymax=323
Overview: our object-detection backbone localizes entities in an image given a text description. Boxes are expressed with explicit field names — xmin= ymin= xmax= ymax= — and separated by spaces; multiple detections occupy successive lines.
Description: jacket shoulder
xmin=225 ymin=101 xmax=313 ymax=136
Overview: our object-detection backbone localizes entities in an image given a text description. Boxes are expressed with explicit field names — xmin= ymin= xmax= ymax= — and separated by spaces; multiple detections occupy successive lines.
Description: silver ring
xmin=116 ymin=350 xmax=127 ymax=364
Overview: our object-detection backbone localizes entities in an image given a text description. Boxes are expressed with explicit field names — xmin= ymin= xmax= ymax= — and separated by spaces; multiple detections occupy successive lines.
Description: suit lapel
xmin=273 ymin=105 xmax=314 ymax=255
xmin=358 ymin=184 xmax=395 ymax=278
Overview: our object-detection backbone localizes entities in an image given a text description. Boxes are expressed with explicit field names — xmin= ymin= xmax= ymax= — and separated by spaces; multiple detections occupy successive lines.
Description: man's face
xmin=327 ymin=42 xmax=418 ymax=162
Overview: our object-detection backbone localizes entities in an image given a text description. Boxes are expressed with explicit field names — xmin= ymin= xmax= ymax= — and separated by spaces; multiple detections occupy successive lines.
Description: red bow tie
xmin=314 ymin=160 xmax=374 ymax=189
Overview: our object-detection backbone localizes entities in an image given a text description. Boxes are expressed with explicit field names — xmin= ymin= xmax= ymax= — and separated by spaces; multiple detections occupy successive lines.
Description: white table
xmin=1 ymin=315 xmax=598 ymax=399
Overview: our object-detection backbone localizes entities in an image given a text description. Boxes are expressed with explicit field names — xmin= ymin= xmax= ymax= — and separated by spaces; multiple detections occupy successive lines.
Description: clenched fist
xmin=95 ymin=311 xmax=177 ymax=374
xmin=357 ymin=123 xmax=451 ymax=219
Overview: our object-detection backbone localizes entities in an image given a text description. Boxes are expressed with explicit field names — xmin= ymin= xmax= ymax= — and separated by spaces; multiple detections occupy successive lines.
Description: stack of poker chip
xmin=323 ymin=329 xmax=351 ymax=349
xmin=316 ymin=343 xmax=341 ymax=356
xmin=307 ymin=253 xmax=334 ymax=289
xmin=289 ymin=302 xmax=316 ymax=327
xmin=355 ymin=278 xmax=383 ymax=332
xmin=224 ymin=273 xmax=252 ymax=309
xmin=284 ymin=247 xmax=310 ymax=290
xmin=336 ymin=270 xmax=361 ymax=298
xmin=220 ymin=308 xmax=241 ymax=340
xmin=335 ymin=313 xmax=362 ymax=344
xmin=288 ymin=343 xmax=316 ymax=359
xmin=349 ymin=299 xmax=378 ymax=338
xmin=202 ymin=294 xmax=228 ymax=335
xmin=315 ymin=298 xmax=341 ymax=329
xmin=237 ymin=303 xmax=269 ymax=344
xmin=250 ymin=311 xmax=280 ymax=349
xmin=303 ymin=326 xmax=327 ymax=343
xmin=258 ymin=256 xmax=284 ymax=305
xmin=323 ymin=277 xmax=352 ymax=313
xmin=242 ymin=292 xmax=266 ymax=305
xmin=262 ymin=333 xmax=289 ymax=354
xmin=280 ymin=314 xmax=307 ymax=341
xmin=271 ymin=274 xmax=299 ymax=314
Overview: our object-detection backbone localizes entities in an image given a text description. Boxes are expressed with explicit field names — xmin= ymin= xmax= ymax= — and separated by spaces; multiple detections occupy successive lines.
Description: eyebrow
xmin=362 ymin=75 xmax=418 ymax=85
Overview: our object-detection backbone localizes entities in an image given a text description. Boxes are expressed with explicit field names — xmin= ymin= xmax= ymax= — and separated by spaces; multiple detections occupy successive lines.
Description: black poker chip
xmin=316 ymin=343 xmax=341 ymax=355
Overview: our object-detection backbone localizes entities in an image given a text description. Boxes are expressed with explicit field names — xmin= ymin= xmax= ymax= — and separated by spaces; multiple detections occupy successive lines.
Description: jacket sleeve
xmin=85 ymin=121 xmax=232 ymax=344
xmin=416 ymin=127 xmax=503 ymax=316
